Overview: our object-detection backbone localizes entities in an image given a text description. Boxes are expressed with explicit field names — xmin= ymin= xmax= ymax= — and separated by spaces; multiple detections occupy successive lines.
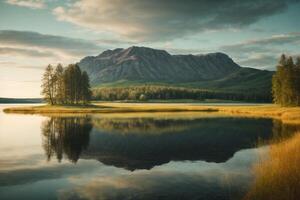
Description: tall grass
xmin=245 ymin=132 xmax=300 ymax=200
xmin=3 ymin=103 xmax=300 ymax=124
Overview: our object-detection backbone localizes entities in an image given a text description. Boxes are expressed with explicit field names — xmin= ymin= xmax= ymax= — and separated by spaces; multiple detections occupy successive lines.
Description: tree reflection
xmin=87 ymin=117 xmax=275 ymax=170
xmin=42 ymin=117 xmax=92 ymax=163
xmin=40 ymin=115 xmax=300 ymax=170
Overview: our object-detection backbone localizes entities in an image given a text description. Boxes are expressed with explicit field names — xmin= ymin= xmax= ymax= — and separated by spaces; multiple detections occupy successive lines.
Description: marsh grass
xmin=215 ymin=105 xmax=300 ymax=124
xmin=3 ymin=103 xmax=218 ymax=114
xmin=3 ymin=103 xmax=300 ymax=124
xmin=245 ymin=132 xmax=300 ymax=200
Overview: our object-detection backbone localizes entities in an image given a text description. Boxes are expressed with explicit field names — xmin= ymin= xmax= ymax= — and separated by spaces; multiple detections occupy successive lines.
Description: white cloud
xmin=52 ymin=0 xmax=295 ymax=42
xmin=220 ymin=32 xmax=300 ymax=69
xmin=6 ymin=0 xmax=46 ymax=9
xmin=0 ymin=30 xmax=105 ymax=66
xmin=0 ymin=30 xmax=106 ymax=97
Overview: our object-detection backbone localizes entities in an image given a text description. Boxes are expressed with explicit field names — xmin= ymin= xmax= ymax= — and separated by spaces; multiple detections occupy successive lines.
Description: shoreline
xmin=3 ymin=103 xmax=300 ymax=124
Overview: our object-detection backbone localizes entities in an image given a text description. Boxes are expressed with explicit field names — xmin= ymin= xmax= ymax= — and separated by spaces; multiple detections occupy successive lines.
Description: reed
xmin=245 ymin=132 xmax=300 ymax=200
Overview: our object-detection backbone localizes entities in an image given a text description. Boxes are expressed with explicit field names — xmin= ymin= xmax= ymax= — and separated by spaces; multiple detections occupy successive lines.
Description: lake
xmin=0 ymin=104 xmax=298 ymax=200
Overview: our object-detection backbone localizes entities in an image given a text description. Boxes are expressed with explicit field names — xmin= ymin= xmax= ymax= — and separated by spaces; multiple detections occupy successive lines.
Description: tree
xmin=279 ymin=54 xmax=287 ymax=66
xmin=272 ymin=55 xmax=300 ymax=106
xmin=283 ymin=56 xmax=294 ymax=105
xmin=80 ymin=71 xmax=92 ymax=104
xmin=54 ymin=64 xmax=65 ymax=104
xmin=74 ymin=64 xmax=82 ymax=104
xmin=294 ymin=57 xmax=300 ymax=105
xmin=41 ymin=64 xmax=55 ymax=105
xmin=41 ymin=63 xmax=92 ymax=105
xmin=296 ymin=57 xmax=300 ymax=68
xmin=63 ymin=64 xmax=79 ymax=104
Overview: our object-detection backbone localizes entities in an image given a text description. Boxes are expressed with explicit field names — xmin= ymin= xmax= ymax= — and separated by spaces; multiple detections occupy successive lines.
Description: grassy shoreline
xmin=3 ymin=103 xmax=300 ymax=124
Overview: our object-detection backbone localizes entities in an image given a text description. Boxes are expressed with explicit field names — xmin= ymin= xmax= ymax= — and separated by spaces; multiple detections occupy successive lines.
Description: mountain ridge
xmin=78 ymin=46 xmax=273 ymax=94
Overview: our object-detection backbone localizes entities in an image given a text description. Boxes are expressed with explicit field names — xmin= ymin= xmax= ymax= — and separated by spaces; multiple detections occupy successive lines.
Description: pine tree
xmin=60 ymin=64 xmax=92 ymax=105
xmin=284 ymin=56 xmax=294 ymax=105
xmin=54 ymin=64 xmax=65 ymax=104
xmin=294 ymin=57 xmax=300 ymax=105
xmin=272 ymin=55 xmax=300 ymax=106
xmin=64 ymin=64 xmax=76 ymax=104
xmin=80 ymin=71 xmax=92 ymax=104
xmin=73 ymin=64 xmax=82 ymax=104
xmin=279 ymin=54 xmax=287 ymax=66
xmin=41 ymin=64 xmax=55 ymax=105
xmin=272 ymin=55 xmax=286 ymax=105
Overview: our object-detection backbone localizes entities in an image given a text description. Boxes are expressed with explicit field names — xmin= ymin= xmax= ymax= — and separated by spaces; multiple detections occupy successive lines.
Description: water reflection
xmin=2 ymin=109 xmax=300 ymax=200
xmin=272 ymin=119 xmax=300 ymax=141
xmin=42 ymin=115 xmax=276 ymax=170
xmin=42 ymin=117 xmax=92 ymax=163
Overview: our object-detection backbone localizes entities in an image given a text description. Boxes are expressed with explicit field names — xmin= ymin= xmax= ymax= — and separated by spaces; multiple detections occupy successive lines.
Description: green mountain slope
xmin=78 ymin=46 xmax=273 ymax=98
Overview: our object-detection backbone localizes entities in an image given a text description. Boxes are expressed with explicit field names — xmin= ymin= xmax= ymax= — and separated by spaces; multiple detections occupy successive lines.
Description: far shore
xmin=3 ymin=103 xmax=300 ymax=124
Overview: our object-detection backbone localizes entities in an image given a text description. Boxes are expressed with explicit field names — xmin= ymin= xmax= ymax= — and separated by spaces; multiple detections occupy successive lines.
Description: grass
xmin=2 ymin=103 xmax=218 ymax=114
xmin=3 ymin=103 xmax=300 ymax=124
xmin=214 ymin=105 xmax=300 ymax=124
xmin=245 ymin=132 xmax=300 ymax=200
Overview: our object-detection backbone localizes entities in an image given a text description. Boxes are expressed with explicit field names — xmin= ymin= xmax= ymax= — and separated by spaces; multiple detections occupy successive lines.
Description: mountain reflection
xmin=41 ymin=115 xmax=299 ymax=170
xmin=42 ymin=117 xmax=92 ymax=163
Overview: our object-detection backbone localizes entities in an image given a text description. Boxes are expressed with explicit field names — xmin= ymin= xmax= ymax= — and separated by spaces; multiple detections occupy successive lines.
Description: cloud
xmin=0 ymin=47 xmax=56 ymax=58
xmin=0 ymin=30 xmax=102 ymax=57
xmin=53 ymin=0 xmax=298 ymax=42
xmin=5 ymin=0 xmax=46 ymax=9
xmin=0 ymin=30 xmax=105 ymax=94
xmin=238 ymin=54 xmax=279 ymax=70
xmin=220 ymin=32 xmax=300 ymax=69
xmin=221 ymin=32 xmax=300 ymax=53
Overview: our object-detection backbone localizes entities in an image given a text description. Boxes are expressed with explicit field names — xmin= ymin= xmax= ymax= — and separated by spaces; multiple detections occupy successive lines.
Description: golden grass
xmin=3 ymin=103 xmax=300 ymax=124
xmin=245 ymin=132 xmax=300 ymax=200
xmin=2 ymin=103 xmax=218 ymax=114
xmin=214 ymin=105 xmax=300 ymax=124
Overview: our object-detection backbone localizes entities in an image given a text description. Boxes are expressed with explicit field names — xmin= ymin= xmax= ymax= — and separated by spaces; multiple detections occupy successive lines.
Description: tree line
xmin=272 ymin=54 xmax=300 ymax=106
xmin=41 ymin=64 xmax=92 ymax=105
xmin=93 ymin=85 xmax=271 ymax=102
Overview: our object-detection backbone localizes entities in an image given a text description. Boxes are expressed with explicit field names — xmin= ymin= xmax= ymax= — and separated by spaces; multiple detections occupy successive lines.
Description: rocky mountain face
xmin=78 ymin=46 xmax=241 ymax=84
xmin=78 ymin=46 xmax=273 ymax=93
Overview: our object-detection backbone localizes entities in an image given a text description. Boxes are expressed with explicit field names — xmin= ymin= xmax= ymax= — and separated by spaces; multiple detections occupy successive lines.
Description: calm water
xmin=0 ymin=104 xmax=298 ymax=200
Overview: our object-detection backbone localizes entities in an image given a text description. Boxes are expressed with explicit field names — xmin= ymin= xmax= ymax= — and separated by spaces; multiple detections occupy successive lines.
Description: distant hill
xmin=0 ymin=98 xmax=43 ymax=104
xmin=78 ymin=46 xmax=273 ymax=96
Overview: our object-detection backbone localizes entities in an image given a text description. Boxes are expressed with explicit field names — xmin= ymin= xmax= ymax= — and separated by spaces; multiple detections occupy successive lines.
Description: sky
xmin=0 ymin=0 xmax=300 ymax=98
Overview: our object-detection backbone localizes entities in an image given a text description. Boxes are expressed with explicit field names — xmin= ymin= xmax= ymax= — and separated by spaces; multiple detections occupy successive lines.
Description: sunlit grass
xmin=4 ymin=103 xmax=300 ymax=124
xmin=3 ymin=103 xmax=218 ymax=114
xmin=215 ymin=105 xmax=300 ymax=124
xmin=245 ymin=132 xmax=300 ymax=200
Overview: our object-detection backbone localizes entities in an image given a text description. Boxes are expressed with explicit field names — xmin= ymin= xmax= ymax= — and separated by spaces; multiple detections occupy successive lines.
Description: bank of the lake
xmin=3 ymin=103 xmax=300 ymax=124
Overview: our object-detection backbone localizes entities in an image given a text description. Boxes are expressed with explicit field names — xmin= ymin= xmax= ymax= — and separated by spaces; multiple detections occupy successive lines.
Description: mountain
xmin=78 ymin=46 xmax=273 ymax=94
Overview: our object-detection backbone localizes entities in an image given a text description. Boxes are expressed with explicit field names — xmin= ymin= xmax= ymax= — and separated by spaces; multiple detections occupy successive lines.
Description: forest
xmin=272 ymin=54 xmax=300 ymax=106
xmin=41 ymin=54 xmax=300 ymax=105
xmin=41 ymin=64 xmax=92 ymax=105
xmin=93 ymin=85 xmax=271 ymax=102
